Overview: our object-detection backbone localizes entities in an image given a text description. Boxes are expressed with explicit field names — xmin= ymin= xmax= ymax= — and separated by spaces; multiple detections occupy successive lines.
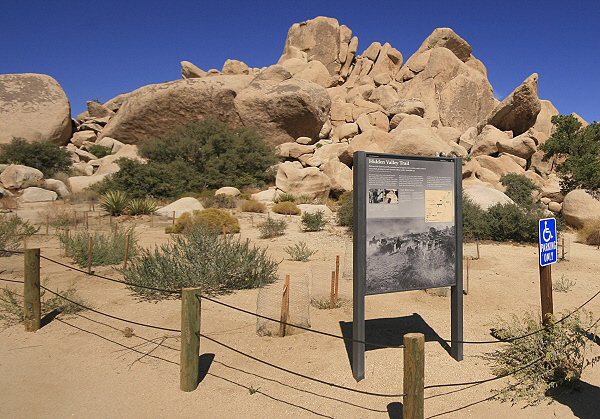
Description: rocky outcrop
xmin=21 ymin=187 xmax=57 ymax=203
xmin=0 ymin=165 xmax=44 ymax=189
xmin=0 ymin=74 xmax=72 ymax=145
xmin=464 ymin=185 xmax=515 ymax=210
xmin=561 ymin=190 xmax=600 ymax=228
xmin=275 ymin=162 xmax=331 ymax=199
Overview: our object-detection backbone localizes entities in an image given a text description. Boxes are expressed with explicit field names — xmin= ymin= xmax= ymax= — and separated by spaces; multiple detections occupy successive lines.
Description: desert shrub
xmin=484 ymin=203 xmax=541 ymax=243
xmin=121 ymin=226 xmax=279 ymax=300
xmin=301 ymin=210 xmax=327 ymax=232
xmin=336 ymin=191 xmax=353 ymax=227
xmin=553 ymin=274 xmax=576 ymax=293
xmin=296 ymin=195 xmax=315 ymax=204
xmin=272 ymin=201 xmax=300 ymax=215
xmin=273 ymin=193 xmax=296 ymax=204
xmin=311 ymin=297 xmax=344 ymax=309
xmin=284 ymin=241 xmax=317 ymax=261
xmin=58 ymin=226 xmax=137 ymax=267
xmin=0 ymin=137 xmax=72 ymax=177
xmin=202 ymin=194 xmax=237 ymax=209
xmin=577 ymin=222 xmax=600 ymax=245
xmin=239 ymin=200 xmax=266 ymax=213
xmin=258 ymin=218 xmax=287 ymax=238
xmin=139 ymin=119 xmax=278 ymax=189
xmin=0 ymin=215 xmax=38 ymax=255
xmin=500 ymin=173 xmax=540 ymax=209
xmin=99 ymin=190 xmax=130 ymax=216
xmin=462 ymin=195 xmax=488 ymax=240
xmin=94 ymin=158 xmax=205 ymax=199
xmin=166 ymin=209 xmax=240 ymax=234
xmin=87 ymin=144 xmax=112 ymax=159
xmin=126 ymin=198 xmax=158 ymax=215
xmin=485 ymin=310 xmax=596 ymax=405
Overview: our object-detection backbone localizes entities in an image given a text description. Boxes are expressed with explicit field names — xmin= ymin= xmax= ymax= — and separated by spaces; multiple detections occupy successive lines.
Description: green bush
xmin=0 ymin=137 xmax=72 ymax=177
xmin=484 ymin=203 xmax=542 ymax=243
xmin=284 ymin=241 xmax=317 ymax=261
xmin=139 ymin=119 xmax=278 ymax=190
xmin=485 ymin=310 xmax=596 ymax=406
xmin=336 ymin=191 xmax=353 ymax=227
xmin=93 ymin=158 xmax=205 ymax=199
xmin=272 ymin=201 xmax=300 ymax=215
xmin=165 ymin=209 xmax=240 ymax=234
xmin=87 ymin=144 xmax=112 ymax=159
xmin=500 ymin=173 xmax=540 ymax=209
xmin=301 ymin=210 xmax=327 ymax=232
xmin=202 ymin=194 xmax=237 ymax=209
xmin=462 ymin=195 xmax=487 ymax=240
xmin=127 ymin=198 xmax=158 ymax=215
xmin=240 ymin=200 xmax=266 ymax=213
xmin=273 ymin=193 xmax=296 ymax=204
xmin=0 ymin=215 xmax=38 ymax=255
xmin=58 ymin=226 xmax=137 ymax=267
xmin=121 ymin=226 xmax=279 ymax=300
xmin=258 ymin=218 xmax=287 ymax=238
xmin=99 ymin=190 xmax=130 ymax=216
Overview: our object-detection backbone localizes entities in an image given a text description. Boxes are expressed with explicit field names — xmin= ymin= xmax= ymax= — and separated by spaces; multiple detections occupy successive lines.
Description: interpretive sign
xmin=539 ymin=218 xmax=557 ymax=267
xmin=353 ymin=152 xmax=463 ymax=381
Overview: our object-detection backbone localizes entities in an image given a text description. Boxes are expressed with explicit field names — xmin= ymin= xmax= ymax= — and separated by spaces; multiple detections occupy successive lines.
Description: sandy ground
xmin=1 ymin=200 xmax=600 ymax=418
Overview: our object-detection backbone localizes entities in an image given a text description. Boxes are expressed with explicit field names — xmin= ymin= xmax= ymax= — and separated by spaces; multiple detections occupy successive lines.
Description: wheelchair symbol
xmin=542 ymin=221 xmax=554 ymax=242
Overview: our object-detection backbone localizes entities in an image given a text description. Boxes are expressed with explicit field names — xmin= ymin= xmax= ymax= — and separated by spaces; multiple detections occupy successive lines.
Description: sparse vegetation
xmin=553 ymin=274 xmax=576 ymax=293
xmin=0 ymin=137 xmax=72 ymax=177
xmin=122 ymin=226 xmax=279 ymax=300
xmin=577 ymin=222 xmax=600 ymax=246
xmin=99 ymin=190 xmax=130 ymax=216
xmin=311 ymin=297 xmax=344 ymax=309
xmin=165 ymin=209 xmax=240 ymax=234
xmin=284 ymin=241 xmax=317 ymax=261
xmin=485 ymin=310 xmax=597 ymax=406
xmin=239 ymin=200 xmax=266 ymax=213
xmin=336 ymin=191 xmax=353 ymax=227
xmin=202 ymin=193 xmax=237 ymax=209
xmin=258 ymin=218 xmax=287 ymax=239
xmin=0 ymin=215 xmax=38 ymax=255
xmin=87 ymin=144 xmax=112 ymax=159
xmin=273 ymin=193 xmax=296 ymax=204
xmin=300 ymin=210 xmax=327 ymax=232
xmin=500 ymin=173 xmax=541 ymax=209
xmin=58 ymin=226 xmax=137 ymax=267
xmin=126 ymin=198 xmax=158 ymax=215
xmin=272 ymin=201 xmax=300 ymax=215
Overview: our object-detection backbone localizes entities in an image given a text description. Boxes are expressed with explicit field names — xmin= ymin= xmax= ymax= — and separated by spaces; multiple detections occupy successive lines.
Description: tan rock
xmin=156 ymin=197 xmax=204 ymax=218
xmin=463 ymin=185 xmax=515 ymax=210
xmin=362 ymin=42 xmax=382 ymax=61
xmin=21 ymin=187 xmax=57 ymax=203
xmin=0 ymin=165 xmax=44 ymax=189
xmin=414 ymin=28 xmax=473 ymax=62
xmin=222 ymin=59 xmax=250 ymax=75
xmin=499 ymin=153 xmax=527 ymax=169
xmin=43 ymin=179 xmax=70 ymax=197
xmin=471 ymin=125 xmax=507 ymax=156
xmin=496 ymin=132 xmax=537 ymax=160
xmin=370 ymin=43 xmax=403 ymax=77
xmin=475 ymin=167 xmax=501 ymax=186
xmin=86 ymin=101 xmax=115 ymax=118
xmin=548 ymin=201 xmax=562 ymax=213
xmin=296 ymin=136 xmax=316 ymax=145
xmin=336 ymin=123 xmax=359 ymax=140
xmin=436 ymin=126 xmax=461 ymax=144
xmin=277 ymin=143 xmax=316 ymax=159
xmin=532 ymin=100 xmax=559 ymax=137
xmin=541 ymin=176 xmax=563 ymax=202
xmin=389 ymin=115 xmax=429 ymax=134
xmin=522 ymin=170 xmax=545 ymax=188
xmin=321 ymin=159 xmax=352 ymax=194
xmin=71 ymin=131 xmax=97 ymax=147
xmin=475 ymin=155 xmax=524 ymax=177
xmin=368 ymin=85 xmax=400 ymax=110
xmin=386 ymin=128 xmax=451 ymax=156
xmin=181 ymin=61 xmax=206 ymax=78
xmin=293 ymin=60 xmax=332 ymax=88
xmin=373 ymin=73 xmax=392 ymax=86
xmin=461 ymin=159 xmax=481 ymax=178
xmin=561 ymin=189 xmax=600 ymax=228
xmin=67 ymin=174 xmax=108 ymax=194
xmin=215 ymin=187 xmax=241 ymax=196
xmin=459 ymin=126 xmax=477 ymax=152
xmin=275 ymin=162 xmax=331 ymax=200
xmin=0 ymin=73 xmax=72 ymax=146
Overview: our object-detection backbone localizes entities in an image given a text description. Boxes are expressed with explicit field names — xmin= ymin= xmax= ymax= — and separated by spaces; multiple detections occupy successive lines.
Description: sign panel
xmin=539 ymin=218 xmax=557 ymax=266
xmin=364 ymin=155 xmax=458 ymax=295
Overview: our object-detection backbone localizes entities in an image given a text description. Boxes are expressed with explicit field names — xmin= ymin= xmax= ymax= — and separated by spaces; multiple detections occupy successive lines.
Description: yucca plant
xmin=100 ymin=191 xmax=130 ymax=216
xmin=273 ymin=193 xmax=296 ymax=204
xmin=127 ymin=198 xmax=158 ymax=215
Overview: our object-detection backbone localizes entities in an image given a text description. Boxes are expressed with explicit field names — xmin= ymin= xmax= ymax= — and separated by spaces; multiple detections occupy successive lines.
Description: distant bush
xmin=484 ymin=203 xmax=542 ymax=243
xmin=258 ymin=218 xmax=287 ymax=238
xmin=165 ymin=209 xmax=240 ymax=234
xmin=462 ymin=195 xmax=487 ymax=240
xmin=202 ymin=194 xmax=237 ymax=209
xmin=139 ymin=119 xmax=278 ymax=190
xmin=0 ymin=137 xmax=71 ymax=177
xmin=272 ymin=201 xmax=300 ymax=215
xmin=58 ymin=226 xmax=137 ymax=267
xmin=273 ymin=193 xmax=296 ymax=204
xmin=99 ymin=190 xmax=130 ymax=216
xmin=284 ymin=241 xmax=317 ymax=261
xmin=336 ymin=191 xmax=353 ymax=227
xmin=87 ymin=144 xmax=112 ymax=159
xmin=500 ymin=173 xmax=540 ymax=209
xmin=301 ymin=210 xmax=327 ymax=232
xmin=577 ymin=222 xmax=600 ymax=246
xmin=127 ymin=198 xmax=158 ymax=215
xmin=240 ymin=200 xmax=266 ymax=213
xmin=122 ymin=226 xmax=279 ymax=300
xmin=0 ymin=215 xmax=38 ymax=256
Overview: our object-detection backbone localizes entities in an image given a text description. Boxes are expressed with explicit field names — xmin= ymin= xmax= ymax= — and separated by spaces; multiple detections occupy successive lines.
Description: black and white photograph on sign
xmin=384 ymin=189 xmax=399 ymax=204
xmin=368 ymin=188 xmax=385 ymax=204
xmin=366 ymin=218 xmax=456 ymax=294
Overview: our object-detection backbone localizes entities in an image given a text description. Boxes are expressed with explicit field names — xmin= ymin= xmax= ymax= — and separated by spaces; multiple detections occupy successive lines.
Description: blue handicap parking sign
xmin=539 ymin=218 xmax=557 ymax=266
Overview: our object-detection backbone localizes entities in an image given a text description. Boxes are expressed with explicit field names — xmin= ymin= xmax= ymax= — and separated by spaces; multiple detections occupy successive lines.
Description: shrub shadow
xmin=551 ymin=380 xmax=600 ymax=418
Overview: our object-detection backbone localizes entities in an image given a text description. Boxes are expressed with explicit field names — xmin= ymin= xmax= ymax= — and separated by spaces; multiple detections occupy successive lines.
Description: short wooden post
xmin=476 ymin=240 xmax=480 ymax=260
xmin=330 ymin=271 xmax=336 ymax=309
xmin=279 ymin=275 xmax=290 ymax=337
xmin=89 ymin=200 xmax=95 ymax=212
xmin=123 ymin=235 xmax=131 ymax=269
xmin=180 ymin=288 xmax=202 ymax=392
xmin=222 ymin=224 xmax=226 ymax=236
xmin=173 ymin=211 xmax=176 ymax=225
xmin=335 ymin=255 xmax=340 ymax=300
xmin=150 ymin=213 xmax=154 ymax=227
xmin=403 ymin=333 xmax=425 ymax=419
xmin=98 ymin=213 xmax=101 ymax=226
xmin=597 ymin=229 xmax=600 ymax=250
xmin=540 ymin=264 xmax=554 ymax=325
xmin=85 ymin=211 xmax=89 ymax=229
xmin=87 ymin=235 xmax=93 ymax=274
xmin=73 ymin=210 xmax=77 ymax=229
xmin=22 ymin=236 xmax=27 ymax=250
xmin=561 ymin=236 xmax=565 ymax=260
xmin=45 ymin=215 xmax=49 ymax=235
xmin=113 ymin=222 xmax=118 ymax=235
xmin=24 ymin=248 xmax=41 ymax=332
xmin=109 ymin=214 xmax=112 ymax=225
xmin=64 ymin=227 xmax=70 ymax=257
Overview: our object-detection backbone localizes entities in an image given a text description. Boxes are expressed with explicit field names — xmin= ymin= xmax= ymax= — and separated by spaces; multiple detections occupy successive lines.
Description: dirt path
xmin=1 ymin=202 xmax=600 ymax=418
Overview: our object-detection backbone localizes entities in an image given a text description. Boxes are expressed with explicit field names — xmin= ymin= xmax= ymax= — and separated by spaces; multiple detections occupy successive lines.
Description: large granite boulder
xmin=0 ymin=165 xmax=43 ymax=189
xmin=561 ymin=189 xmax=600 ymax=229
xmin=533 ymin=99 xmax=559 ymax=138
xmin=0 ymin=73 xmax=72 ymax=145
xmin=156 ymin=197 xmax=204 ymax=218
xmin=275 ymin=161 xmax=331 ymax=200
xmin=463 ymin=185 xmax=515 ymax=210
xmin=21 ymin=187 xmax=58 ymax=203
xmin=385 ymin=128 xmax=451 ymax=156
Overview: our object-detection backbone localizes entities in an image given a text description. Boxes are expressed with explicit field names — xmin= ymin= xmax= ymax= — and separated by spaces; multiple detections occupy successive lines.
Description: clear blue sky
xmin=2 ymin=0 xmax=597 ymax=123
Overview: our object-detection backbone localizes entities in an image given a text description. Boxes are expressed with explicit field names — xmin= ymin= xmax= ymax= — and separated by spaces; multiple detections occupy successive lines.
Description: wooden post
xmin=87 ymin=235 xmax=93 ymax=274
xmin=335 ymin=255 xmax=340 ymax=300
xmin=24 ymin=248 xmax=41 ymax=332
xmin=98 ymin=213 xmax=101 ymax=226
xmin=109 ymin=214 xmax=112 ymax=225
xmin=597 ymin=229 xmax=600 ymax=250
xmin=123 ymin=235 xmax=131 ymax=269
xmin=222 ymin=224 xmax=226 ymax=236
xmin=539 ymin=264 xmax=554 ymax=325
xmin=113 ymin=222 xmax=118 ymax=235
xmin=150 ymin=213 xmax=154 ymax=228
xmin=22 ymin=236 xmax=27 ymax=250
xmin=403 ymin=333 xmax=425 ymax=419
xmin=561 ymin=236 xmax=565 ymax=261
xmin=279 ymin=275 xmax=290 ymax=337
xmin=330 ymin=271 xmax=336 ymax=309
xmin=180 ymin=288 xmax=202 ymax=392
xmin=476 ymin=240 xmax=480 ymax=260
xmin=64 ymin=227 xmax=70 ymax=257
xmin=45 ymin=214 xmax=49 ymax=235
xmin=173 ymin=211 xmax=176 ymax=225
xmin=85 ymin=211 xmax=89 ymax=229
xmin=73 ymin=210 xmax=77 ymax=229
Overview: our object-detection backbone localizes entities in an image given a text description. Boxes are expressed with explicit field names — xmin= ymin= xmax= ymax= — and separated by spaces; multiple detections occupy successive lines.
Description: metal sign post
xmin=539 ymin=218 xmax=557 ymax=324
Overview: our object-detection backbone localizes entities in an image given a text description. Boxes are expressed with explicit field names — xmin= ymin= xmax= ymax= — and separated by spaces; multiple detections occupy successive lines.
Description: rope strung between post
xmin=200 ymin=333 xmax=406 ymax=398
xmin=0 ymin=249 xmax=24 ymax=254
xmin=39 ymin=254 xmax=181 ymax=295
xmin=200 ymin=294 xmax=404 ymax=349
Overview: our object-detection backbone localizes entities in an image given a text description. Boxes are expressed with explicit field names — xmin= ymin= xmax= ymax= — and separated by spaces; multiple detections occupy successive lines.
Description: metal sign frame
xmin=352 ymin=151 xmax=463 ymax=381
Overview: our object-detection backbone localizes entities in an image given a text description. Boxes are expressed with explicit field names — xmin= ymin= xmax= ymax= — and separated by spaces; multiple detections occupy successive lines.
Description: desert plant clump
xmin=258 ymin=218 xmax=287 ymax=239
xmin=87 ymin=144 xmax=112 ymax=159
xmin=165 ymin=209 xmax=240 ymax=234
xmin=500 ymin=173 xmax=541 ymax=209
xmin=273 ymin=193 xmax=296 ymax=204
xmin=239 ymin=199 xmax=266 ymax=213
xmin=272 ymin=201 xmax=300 ymax=215
xmin=0 ymin=137 xmax=72 ymax=177
xmin=126 ymin=198 xmax=158 ymax=215
xmin=284 ymin=241 xmax=318 ymax=261
xmin=121 ymin=226 xmax=279 ymax=300
xmin=577 ymin=222 xmax=600 ymax=246
xmin=0 ymin=215 xmax=38 ymax=255
xmin=202 ymin=193 xmax=237 ymax=209
xmin=553 ymin=274 xmax=576 ymax=293
xmin=336 ymin=191 xmax=353 ymax=227
xmin=310 ymin=297 xmax=344 ymax=310
xmin=100 ymin=190 xmax=130 ymax=216
xmin=301 ymin=210 xmax=327 ymax=232
xmin=58 ymin=226 xmax=137 ymax=267
xmin=484 ymin=203 xmax=542 ymax=243
xmin=484 ymin=310 xmax=597 ymax=406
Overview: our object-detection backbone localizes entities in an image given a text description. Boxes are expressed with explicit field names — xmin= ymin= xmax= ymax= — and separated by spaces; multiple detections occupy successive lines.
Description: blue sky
xmin=2 ymin=0 xmax=597 ymax=123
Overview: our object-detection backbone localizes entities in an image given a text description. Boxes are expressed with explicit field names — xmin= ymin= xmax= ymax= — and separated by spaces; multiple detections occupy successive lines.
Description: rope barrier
xmin=0 ymin=249 xmax=24 ymax=254
xmin=201 ymin=295 xmax=404 ymax=349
